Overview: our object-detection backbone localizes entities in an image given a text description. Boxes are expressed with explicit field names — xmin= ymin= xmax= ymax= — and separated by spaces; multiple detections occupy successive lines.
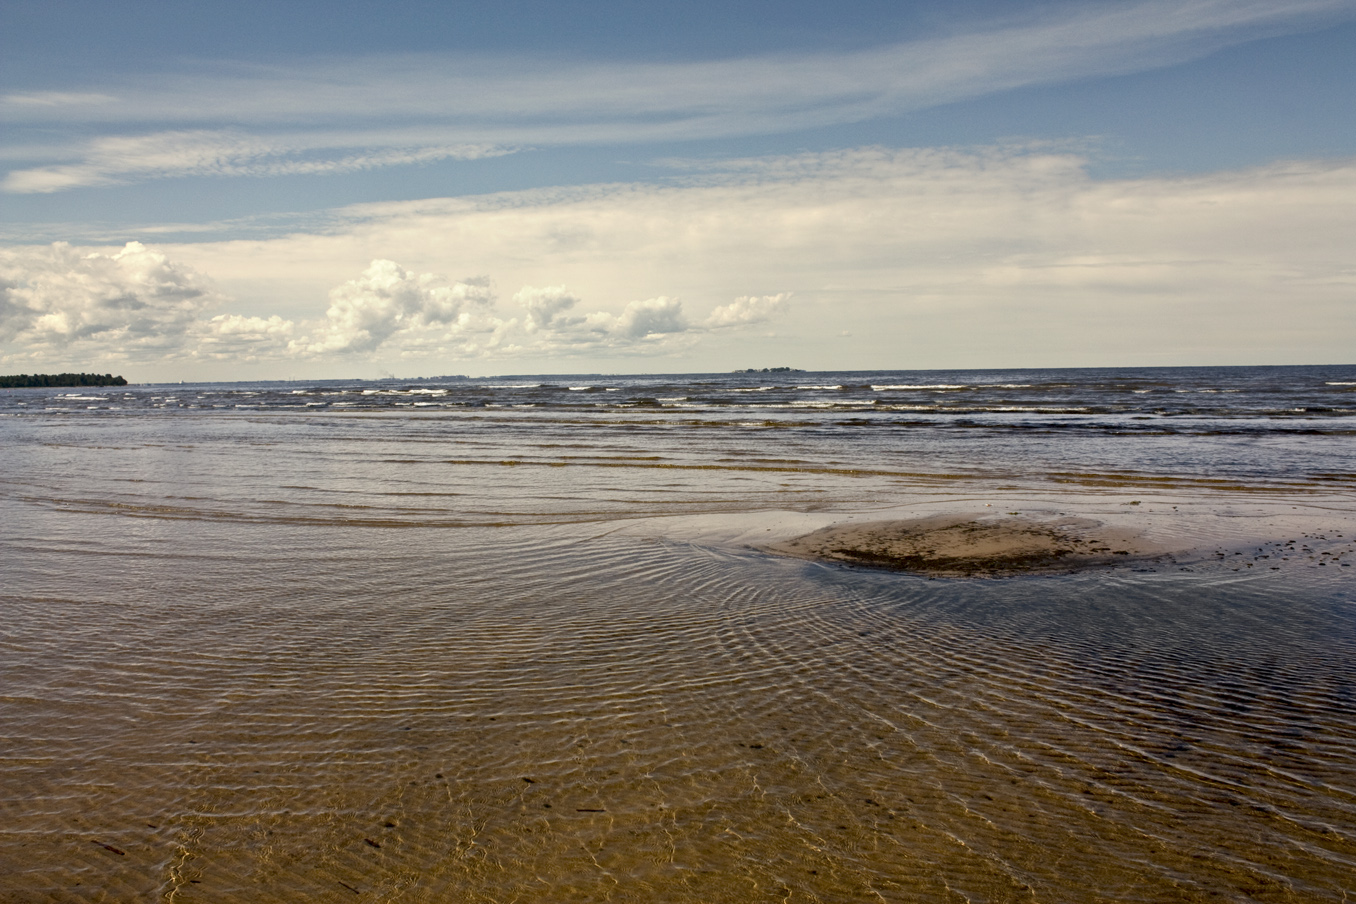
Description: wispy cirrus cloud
xmin=3 ymin=130 xmax=512 ymax=194
xmin=3 ymin=0 xmax=1351 ymax=192
xmin=2 ymin=91 xmax=120 ymax=108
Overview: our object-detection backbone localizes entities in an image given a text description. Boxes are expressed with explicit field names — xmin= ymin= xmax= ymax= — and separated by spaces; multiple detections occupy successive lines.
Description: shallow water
xmin=2 ymin=366 xmax=1354 ymax=901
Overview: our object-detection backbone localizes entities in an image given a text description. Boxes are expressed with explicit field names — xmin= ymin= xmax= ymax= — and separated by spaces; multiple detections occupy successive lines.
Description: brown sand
xmin=768 ymin=514 xmax=1163 ymax=577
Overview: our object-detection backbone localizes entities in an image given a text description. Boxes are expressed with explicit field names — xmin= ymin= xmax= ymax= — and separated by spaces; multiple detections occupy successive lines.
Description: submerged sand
xmin=768 ymin=514 xmax=1164 ymax=577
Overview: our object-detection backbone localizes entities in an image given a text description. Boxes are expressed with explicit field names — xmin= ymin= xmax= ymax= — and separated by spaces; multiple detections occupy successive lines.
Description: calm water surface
xmin=2 ymin=366 xmax=1354 ymax=902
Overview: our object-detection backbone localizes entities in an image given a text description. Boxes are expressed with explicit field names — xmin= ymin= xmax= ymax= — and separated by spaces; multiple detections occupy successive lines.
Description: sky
xmin=2 ymin=0 xmax=1354 ymax=380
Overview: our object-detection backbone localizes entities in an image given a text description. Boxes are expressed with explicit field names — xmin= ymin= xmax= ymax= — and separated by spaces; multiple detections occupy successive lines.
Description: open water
xmin=2 ymin=365 xmax=1355 ymax=902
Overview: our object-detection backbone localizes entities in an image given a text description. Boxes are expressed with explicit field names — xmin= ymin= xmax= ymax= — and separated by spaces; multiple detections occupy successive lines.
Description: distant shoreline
xmin=0 ymin=373 xmax=127 ymax=388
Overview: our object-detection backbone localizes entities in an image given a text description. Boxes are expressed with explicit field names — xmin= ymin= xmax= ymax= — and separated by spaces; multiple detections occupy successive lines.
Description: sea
xmin=2 ymin=364 xmax=1354 ymax=902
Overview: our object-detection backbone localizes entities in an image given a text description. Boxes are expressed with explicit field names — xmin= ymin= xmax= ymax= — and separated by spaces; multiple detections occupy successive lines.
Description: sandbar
xmin=767 ymin=514 xmax=1164 ymax=577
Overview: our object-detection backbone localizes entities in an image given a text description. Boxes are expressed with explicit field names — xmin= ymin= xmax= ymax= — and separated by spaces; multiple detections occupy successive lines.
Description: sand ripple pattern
xmin=2 ymin=520 xmax=1354 ymax=902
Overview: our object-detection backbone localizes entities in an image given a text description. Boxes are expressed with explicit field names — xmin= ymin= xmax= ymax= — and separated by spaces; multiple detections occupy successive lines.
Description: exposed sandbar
xmin=767 ymin=514 xmax=1163 ymax=578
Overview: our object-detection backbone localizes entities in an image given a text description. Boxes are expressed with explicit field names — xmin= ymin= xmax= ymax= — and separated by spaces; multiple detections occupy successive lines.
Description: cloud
xmin=5 ymin=0 xmax=1351 ymax=191
xmin=194 ymin=314 xmax=296 ymax=362
xmin=705 ymin=294 xmax=791 ymax=328
xmin=612 ymin=297 xmax=688 ymax=339
xmin=1 ymin=92 xmax=119 ymax=108
xmin=500 ymin=286 xmax=792 ymax=357
xmin=3 ymin=130 xmax=511 ymax=194
xmin=157 ymin=143 xmax=1356 ymax=370
xmin=514 ymin=285 xmax=582 ymax=333
xmin=303 ymin=259 xmax=496 ymax=355
xmin=507 ymin=287 xmax=695 ymax=351
xmin=0 ymin=242 xmax=794 ymax=370
xmin=0 ymin=241 xmax=221 ymax=362
xmin=5 ymin=142 xmax=1355 ymax=375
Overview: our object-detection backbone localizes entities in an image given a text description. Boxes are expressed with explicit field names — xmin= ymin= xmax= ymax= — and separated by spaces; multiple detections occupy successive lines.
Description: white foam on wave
xmin=871 ymin=384 xmax=966 ymax=391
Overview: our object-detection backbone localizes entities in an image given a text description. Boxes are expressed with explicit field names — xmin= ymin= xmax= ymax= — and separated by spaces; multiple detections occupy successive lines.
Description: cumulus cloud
xmin=0 ymin=241 xmax=221 ymax=361
xmin=194 ymin=314 xmax=296 ymax=362
xmin=705 ymin=293 xmax=791 ymax=328
xmin=612 ymin=297 xmax=688 ymax=339
xmin=514 ymin=285 xmax=582 ymax=333
xmin=507 ymin=287 xmax=710 ymax=351
xmin=0 ymin=242 xmax=793 ymax=371
xmin=303 ymin=259 xmax=496 ymax=355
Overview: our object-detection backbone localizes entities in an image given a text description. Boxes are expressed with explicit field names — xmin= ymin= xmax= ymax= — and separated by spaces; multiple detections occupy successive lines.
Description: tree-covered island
xmin=0 ymin=373 xmax=129 ymax=388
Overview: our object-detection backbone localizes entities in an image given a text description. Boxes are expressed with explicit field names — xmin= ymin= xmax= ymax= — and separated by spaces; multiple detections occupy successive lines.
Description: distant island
xmin=734 ymin=366 xmax=804 ymax=374
xmin=0 ymin=373 xmax=128 ymax=388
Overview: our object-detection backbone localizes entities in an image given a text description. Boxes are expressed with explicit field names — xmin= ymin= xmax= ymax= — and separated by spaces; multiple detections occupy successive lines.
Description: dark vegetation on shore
xmin=0 ymin=373 xmax=128 ymax=388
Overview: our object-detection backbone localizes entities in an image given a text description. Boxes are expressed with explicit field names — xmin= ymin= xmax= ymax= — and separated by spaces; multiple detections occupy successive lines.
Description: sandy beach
xmin=4 ymin=370 xmax=1354 ymax=902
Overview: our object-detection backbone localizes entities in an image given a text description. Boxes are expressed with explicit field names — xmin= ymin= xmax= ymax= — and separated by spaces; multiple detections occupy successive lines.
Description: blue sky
xmin=2 ymin=0 xmax=1354 ymax=379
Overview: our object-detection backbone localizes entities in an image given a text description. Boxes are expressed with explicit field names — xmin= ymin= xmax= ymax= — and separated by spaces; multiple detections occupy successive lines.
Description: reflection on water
xmin=2 ymin=367 xmax=1355 ymax=901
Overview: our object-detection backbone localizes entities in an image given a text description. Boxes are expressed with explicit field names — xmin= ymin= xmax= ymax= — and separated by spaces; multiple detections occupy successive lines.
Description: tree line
xmin=0 ymin=373 xmax=129 ymax=388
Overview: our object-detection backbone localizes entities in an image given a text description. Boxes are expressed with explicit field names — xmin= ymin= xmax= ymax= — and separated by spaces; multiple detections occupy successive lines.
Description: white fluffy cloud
xmin=514 ymin=285 xmax=582 ymax=333
xmin=304 ymin=259 xmax=496 ymax=355
xmin=195 ymin=314 xmax=296 ymax=362
xmin=705 ymin=294 xmax=791 ymax=328
xmin=0 ymin=243 xmax=792 ymax=372
xmin=503 ymin=288 xmax=781 ymax=355
xmin=502 ymin=289 xmax=700 ymax=353
xmin=0 ymin=241 xmax=220 ymax=362
xmin=612 ymin=297 xmax=688 ymax=339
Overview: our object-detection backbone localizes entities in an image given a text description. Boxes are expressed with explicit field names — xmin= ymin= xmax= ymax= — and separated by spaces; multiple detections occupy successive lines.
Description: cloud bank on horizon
xmin=1 ymin=0 xmax=1354 ymax=377
xmin=4 ymin=145 xmax=1352 ymax=377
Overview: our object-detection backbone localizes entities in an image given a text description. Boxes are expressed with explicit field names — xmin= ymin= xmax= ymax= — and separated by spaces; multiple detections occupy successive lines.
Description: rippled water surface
xmin=2 ymin=366 xmax=1355 ymax=902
